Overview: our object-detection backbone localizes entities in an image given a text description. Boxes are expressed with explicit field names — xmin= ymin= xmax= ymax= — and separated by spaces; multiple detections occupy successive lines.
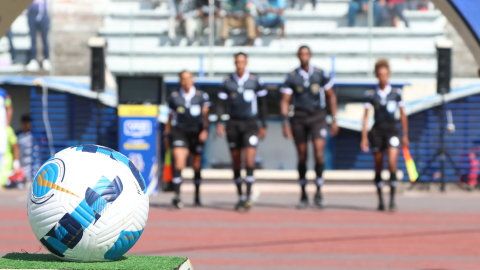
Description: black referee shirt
xmin=280 ymin=65 xmax=334 ymax=112
xmin=168 ymin=87 xmax=211 ymax=129
xmin=218 ymin=71 xmax=268 ymax=119
xmin=364 ymin=85 xmax=404 ymax=125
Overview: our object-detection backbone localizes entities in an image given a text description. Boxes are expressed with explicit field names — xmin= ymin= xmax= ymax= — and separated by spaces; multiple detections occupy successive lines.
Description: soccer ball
xmin=27 ymin=145 xmax=149 ymax=262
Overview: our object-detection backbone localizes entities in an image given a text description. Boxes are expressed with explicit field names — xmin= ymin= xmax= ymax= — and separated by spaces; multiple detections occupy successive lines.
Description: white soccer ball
xmin=27 ymin=145 xmax=149 ymax=262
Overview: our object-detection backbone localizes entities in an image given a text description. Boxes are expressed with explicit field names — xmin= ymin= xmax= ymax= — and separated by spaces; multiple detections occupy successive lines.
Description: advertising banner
xmin=118 ymin=105 xmax=159 ymax=195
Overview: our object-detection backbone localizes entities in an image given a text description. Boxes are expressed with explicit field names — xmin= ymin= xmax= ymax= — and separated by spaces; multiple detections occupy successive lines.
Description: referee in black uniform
xmin=361 ymin=59 xmax=409 ymax=211
xmin=165 ymin=70 xmax=211 ymax=209
xmin=280 ymin=46 xmax=339 ymax=209
xmin=216 ymin=52 xmax=268 ymax=211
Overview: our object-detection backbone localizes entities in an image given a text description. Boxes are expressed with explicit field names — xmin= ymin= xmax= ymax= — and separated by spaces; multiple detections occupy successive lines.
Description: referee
xmin=280 ymin=46 xmax=338 ymax=209
xmin=164 ymin=71 xmax=211 ymax=209
xmin=361 ymin=59 xmax=409 ymax=211
xmin=216 ymin=52 xmax=268 ymax=211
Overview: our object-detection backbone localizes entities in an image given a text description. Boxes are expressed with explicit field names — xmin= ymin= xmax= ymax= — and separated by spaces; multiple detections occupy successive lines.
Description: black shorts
xmin=290 ymin=109 xmax=328 ymax=145
xmin=170 ymin=126 xmax=204 ymax=154
xmin=368 ymin=123 xmax=400 ymax=153
xmin=226 ymin=118 xmax=259 ymax=149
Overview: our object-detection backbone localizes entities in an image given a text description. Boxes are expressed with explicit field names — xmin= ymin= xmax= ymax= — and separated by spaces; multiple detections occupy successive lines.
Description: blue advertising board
xmin=118 ymin=105 xmax=159 ymax=195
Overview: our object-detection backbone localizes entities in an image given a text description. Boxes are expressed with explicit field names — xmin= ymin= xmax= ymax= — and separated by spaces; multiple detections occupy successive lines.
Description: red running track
xmin=2 ymin=191 xmax=480 ymax=270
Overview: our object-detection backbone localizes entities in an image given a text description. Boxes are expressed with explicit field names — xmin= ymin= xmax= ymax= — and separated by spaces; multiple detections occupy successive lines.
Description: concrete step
xmin=0 ymin=63 xmax=24 ymax=76
xmin=181 ymin=168 xmax=404 ymax=181
xmin=105 ymin=2 xmax=441 ymax=20
xmin=0 ymin=36 xmax=30 ymax=51
xmin=103 ymin=37 xmax=439 ymax=55
xmin=106 ymin=54 xmax=436 ymax=77
xmin=9 ymin=14 xmax=29 ymax=35
xmin=99 ymin=18 xmax=445 ymax=37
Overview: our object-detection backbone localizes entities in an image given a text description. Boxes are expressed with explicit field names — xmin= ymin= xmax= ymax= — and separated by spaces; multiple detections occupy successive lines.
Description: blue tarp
xmin=450 ymin=0 xmax=480 ymax=44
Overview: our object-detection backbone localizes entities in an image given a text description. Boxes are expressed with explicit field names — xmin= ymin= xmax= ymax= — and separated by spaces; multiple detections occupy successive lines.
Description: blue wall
xmin=335 ymin=95 xmax=480 ymax=182
xmin=30 ymin=87 xmax=118 ymax=178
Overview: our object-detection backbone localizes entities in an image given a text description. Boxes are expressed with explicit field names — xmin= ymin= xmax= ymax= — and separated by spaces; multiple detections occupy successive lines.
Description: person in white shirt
xmin=168 ymin=0 xmax=200 ymax=46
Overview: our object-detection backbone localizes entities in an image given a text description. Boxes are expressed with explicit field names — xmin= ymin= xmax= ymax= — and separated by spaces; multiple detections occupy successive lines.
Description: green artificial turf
xmin=0 ymin=253 xmax=188 ymax=270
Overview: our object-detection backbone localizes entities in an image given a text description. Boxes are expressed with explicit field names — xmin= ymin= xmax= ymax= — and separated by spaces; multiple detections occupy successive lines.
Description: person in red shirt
xmin=387 ymin=0 xmax=409 ymax=27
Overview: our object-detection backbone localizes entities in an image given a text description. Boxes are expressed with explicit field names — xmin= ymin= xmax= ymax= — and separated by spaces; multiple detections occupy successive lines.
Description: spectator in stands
xmin=17 ymin=114 xmax=33 ymax=182
xmin=26 ymin=0 xmax=51 ymax=72
xmin=221 ymin=0 xmax=256 ymax=46
xmin=387 ymin=0 xmax=409 ymax=27
xmin=168 ymin=0 xmax=200 ymax=46
xmin=348 ymin=0 xmax=382 ymax=27
xmin=290 ymin=0 xmax=316 ymax=10
xmin=5 ymin=28 xmax=17 ymax=64
xmin=417 ymin=0 xmax=428 ymax=11
xmin=196 ymin=0 xmax=223 ymax=45
xmin=254 ymin=0 xmax=286 ymax=47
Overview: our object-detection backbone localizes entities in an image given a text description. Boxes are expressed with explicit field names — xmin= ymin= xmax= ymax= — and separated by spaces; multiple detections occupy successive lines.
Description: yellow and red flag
xmin=162 ymin=148 xmax=174 ymax=191
xmin=403 ymin=146 xmax=419 ymax=182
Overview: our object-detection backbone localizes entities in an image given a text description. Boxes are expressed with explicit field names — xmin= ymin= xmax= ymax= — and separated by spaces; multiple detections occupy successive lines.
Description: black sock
xmin=315 ymin=163 xmax=324 ymax=193
xmin=298 ymin=163 xmax=307 ymax=179
xmin=173 ymin=169 xmax=182 ymax=197
xmin=298 ymin=163 xmax=307 ymax=199
xmin=374 ymin=173 xmax=383 ymax=204
xmin=300 ymin=186 xmax=307 ymax=200
xmin=173 ymin=169 xmax=181 ymax=179
xmin=390 ymin=172 xmax=397 ymax=203
xmin=234 ymin=169 xmax=241 ymax=179
xmin=194 ymin=171 xmax=201 ymax=200
xmin=246 ymin=167 xmax=254 ymax=200
xmin=246 ymin=182 xmax=252 ymax=200
xmin=234 ymin=169 xmax=242 ymax=197
xmin=173 ymin=183 xmax=181 ymax=197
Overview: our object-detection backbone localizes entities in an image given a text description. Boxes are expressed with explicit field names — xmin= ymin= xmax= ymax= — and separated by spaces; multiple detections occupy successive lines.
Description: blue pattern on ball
xmin=32 ymin=163 xmax=59 ymax=198
xmin=104 ymin=229 xmax=144 ymax=260
xmin=36 ymin=145 xmax=146 ymax=260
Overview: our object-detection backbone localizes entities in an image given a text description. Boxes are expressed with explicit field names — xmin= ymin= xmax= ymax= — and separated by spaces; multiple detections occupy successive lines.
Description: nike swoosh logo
xmin=36 ymin=169 xmax=80 ymax=198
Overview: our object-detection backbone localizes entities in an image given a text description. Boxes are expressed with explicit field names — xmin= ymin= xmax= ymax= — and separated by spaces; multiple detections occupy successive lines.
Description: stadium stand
xmin=96 ymin=0 xmax=445 ymax=78
xmin=0 ymin=15 xmax=28 ymax=75
xmin=3 ymin=0 xmax=479 ymax=185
